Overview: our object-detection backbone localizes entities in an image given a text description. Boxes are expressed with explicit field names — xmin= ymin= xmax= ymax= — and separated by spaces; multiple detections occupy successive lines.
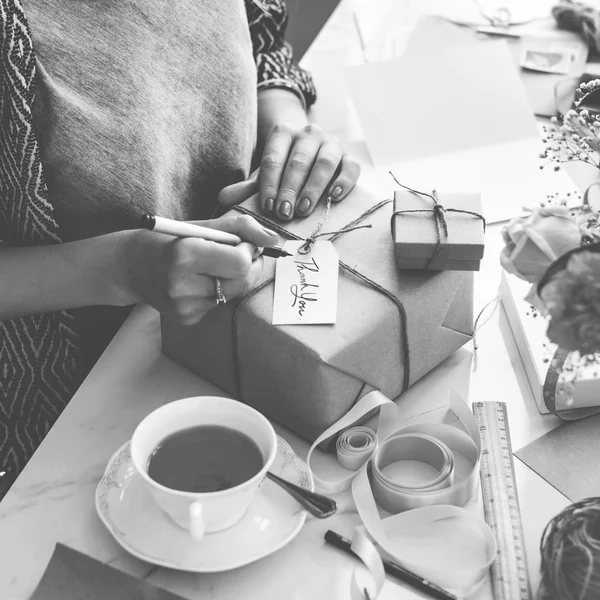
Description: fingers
xmin=323 ymin=153 xmax=361 ymax=205
xmin=293 ymin=137 xmax=343 ymax=218
xmin=218 ymin=170 xmax=260 ymax=210
xmin=258 ymin=123 xmax=362 ymax=222
xmin=259 ymin=124 xmax=294 ymax=215
xmin=168 ymin=256 xmax=264 ymax=325
xmin=171 ymin=238 xmax=257 ymax=279
xmin=274 ymin=130 xmax=322 ymax=220
xmin=193 ymin=213 xmax=281 ymax=248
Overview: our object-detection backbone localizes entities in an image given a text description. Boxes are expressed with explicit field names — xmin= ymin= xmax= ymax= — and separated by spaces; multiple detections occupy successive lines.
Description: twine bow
xmin=297 ymin=197 xmax=373 ymax=254
xmin=390 ymin=173 xmax=486 ymax=269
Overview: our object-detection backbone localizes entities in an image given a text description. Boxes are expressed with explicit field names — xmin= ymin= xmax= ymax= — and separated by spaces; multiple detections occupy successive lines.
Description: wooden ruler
xmin=472 ymin=401 xmax=531 ymax=600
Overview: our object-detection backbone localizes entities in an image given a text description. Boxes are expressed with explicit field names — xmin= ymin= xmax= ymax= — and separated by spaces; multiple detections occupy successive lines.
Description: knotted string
xmin=296 ymin=197 xmax=375 ymax=254
xmin=389 ymin=173 xmax=486 ymax=269
xmin=299 ymin=196 xmax=332 ymax=254
xmin=230 ymin=200 xmax=411 ymax=409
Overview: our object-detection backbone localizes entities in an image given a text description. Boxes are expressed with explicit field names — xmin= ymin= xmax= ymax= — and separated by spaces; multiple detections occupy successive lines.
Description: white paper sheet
xmin=346 ymin=42 xmax=537 ymax=162
xmin=345 ymin=40 xmax=576 ymax=222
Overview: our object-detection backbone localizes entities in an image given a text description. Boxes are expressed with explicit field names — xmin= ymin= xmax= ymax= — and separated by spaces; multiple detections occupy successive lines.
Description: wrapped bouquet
xmin=502 ymin=80 xmax=600 ymax=357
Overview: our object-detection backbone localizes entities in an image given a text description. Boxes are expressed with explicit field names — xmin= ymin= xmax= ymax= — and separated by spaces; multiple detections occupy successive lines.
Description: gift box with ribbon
xmin=161 ymin=186 xmax=474 ymax=442
xmin=500 ymin=271 xmax=600 ymax=420
xmin=392 ymin=187 xmax=485 ymax=271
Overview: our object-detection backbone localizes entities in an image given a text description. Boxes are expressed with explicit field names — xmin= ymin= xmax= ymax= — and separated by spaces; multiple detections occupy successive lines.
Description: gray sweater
xmin=27 ymin=0 xmax=258 ymax=242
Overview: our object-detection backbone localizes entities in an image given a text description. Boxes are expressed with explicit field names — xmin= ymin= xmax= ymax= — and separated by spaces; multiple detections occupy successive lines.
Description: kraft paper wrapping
xmin=161 ymin=187 xmax=474 ymax=442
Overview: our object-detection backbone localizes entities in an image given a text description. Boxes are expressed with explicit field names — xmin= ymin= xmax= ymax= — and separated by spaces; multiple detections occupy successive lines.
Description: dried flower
xmin=500 ymin=207 xmax=582 ymax=283
xmin=541 ymin=251 xmax=600 ymax=354
xmin=541 ymin=93 xmax=600 ymax=171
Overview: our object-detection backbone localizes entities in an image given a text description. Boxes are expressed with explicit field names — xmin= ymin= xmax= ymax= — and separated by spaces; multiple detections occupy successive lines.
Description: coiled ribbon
xmin=307 ymin=390 xmax=497 ymax=599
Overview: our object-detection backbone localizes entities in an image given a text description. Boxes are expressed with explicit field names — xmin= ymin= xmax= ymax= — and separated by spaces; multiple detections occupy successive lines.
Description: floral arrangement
xmin=501 ymin=80 xmax=600 ymax=356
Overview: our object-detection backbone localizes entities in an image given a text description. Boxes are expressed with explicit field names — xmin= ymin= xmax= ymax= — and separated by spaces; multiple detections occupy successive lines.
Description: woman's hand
xmin=0 ymin=213 xmax=278 ymax=323
xmin=259 ymin=123 xmax=360 ymax=221
xmin=122 ymin=212 xmax=279 ymax=325
xmin=218 ymin=124 xmax=361 ymax=222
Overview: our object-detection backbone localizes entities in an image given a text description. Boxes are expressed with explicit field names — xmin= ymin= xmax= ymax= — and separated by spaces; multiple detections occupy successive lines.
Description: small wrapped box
xmin=161 ymin=187 xmax=474 ymax=442
xmin=500 ymin=271 xmax=600 ymax=416
xmin=392 ymin=190 xmax=485 ymax=271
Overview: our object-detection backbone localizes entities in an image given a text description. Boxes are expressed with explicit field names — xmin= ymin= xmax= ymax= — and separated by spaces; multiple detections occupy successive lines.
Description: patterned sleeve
xmin=245 ymin=0 xmax=317 ymax=110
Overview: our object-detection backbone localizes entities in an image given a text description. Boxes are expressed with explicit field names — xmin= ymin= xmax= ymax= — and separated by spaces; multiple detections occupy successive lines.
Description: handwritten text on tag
xmin=272 ymin=241 xmax=339 ymax=325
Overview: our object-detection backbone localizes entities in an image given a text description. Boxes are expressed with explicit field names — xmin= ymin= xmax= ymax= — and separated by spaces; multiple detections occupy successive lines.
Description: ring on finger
xmin=214 ymin=277 xmax=227 ymax=305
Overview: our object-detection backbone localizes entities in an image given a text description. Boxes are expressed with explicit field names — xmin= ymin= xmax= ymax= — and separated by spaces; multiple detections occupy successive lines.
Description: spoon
xmin=266 ymin=471 xmax=337 ymax=518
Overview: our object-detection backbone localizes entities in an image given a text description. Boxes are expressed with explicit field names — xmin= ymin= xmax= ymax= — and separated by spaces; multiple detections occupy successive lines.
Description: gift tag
xmin=272 ymin=241 xmax=338 ymax=325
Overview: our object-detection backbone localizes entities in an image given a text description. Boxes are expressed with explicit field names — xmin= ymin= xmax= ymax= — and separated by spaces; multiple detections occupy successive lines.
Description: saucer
xmin=95 ymin=436 xmax=313 ymax=572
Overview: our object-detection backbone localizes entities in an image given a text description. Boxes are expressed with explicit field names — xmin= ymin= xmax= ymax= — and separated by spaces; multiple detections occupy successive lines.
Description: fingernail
xmin=261 ymin=225 xmax=279 ymax=237
xmin=265 ymin=198 xmax=274 ymax=212
xmin=280 ymin=201 xmax=292 ymax=217
xmin=331 ymin=186 xmax=343 ymax=199
xmin=297 ymin=198 xmax=311 ymax=214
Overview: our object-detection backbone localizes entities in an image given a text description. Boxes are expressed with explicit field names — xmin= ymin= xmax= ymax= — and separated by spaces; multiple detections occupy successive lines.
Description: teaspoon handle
xmin=266 ymin=471 xmax=337 ymax=519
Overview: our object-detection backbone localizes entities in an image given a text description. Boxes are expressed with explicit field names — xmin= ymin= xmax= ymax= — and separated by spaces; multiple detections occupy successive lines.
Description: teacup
xmin=130 ymin=396 xmax=277 ymax=540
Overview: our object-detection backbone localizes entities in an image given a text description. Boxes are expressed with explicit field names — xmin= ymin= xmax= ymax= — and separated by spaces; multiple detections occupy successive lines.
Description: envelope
xmin=161 ymin=187 xmax=474 ymax=442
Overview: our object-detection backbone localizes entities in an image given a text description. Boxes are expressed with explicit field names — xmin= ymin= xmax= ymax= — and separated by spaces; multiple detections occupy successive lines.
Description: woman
xmin=0 ymin=0 xmax=360 ymax=497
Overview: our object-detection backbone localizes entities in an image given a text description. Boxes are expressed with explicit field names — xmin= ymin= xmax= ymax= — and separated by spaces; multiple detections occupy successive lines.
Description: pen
xmin=324 ymin=530 xmax=459 ymax=600
xmin=140 ymin=214 xmax=292 ymax=259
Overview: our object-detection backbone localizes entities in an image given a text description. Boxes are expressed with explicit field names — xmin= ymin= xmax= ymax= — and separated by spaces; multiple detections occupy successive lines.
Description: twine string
xmin=471 ymin=295 xmax=500 ymax=372
xmin=389 ymin=172 xmax=486 ymax=269
xmin=299 ymin=196 xmax=333 ymax=254
xmin=230 ymin=200 xmax=410 ymax=403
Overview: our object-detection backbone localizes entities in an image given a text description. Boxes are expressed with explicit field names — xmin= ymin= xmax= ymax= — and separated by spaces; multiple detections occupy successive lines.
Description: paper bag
xmin=161 ymin=187 xmax=473 ymax=442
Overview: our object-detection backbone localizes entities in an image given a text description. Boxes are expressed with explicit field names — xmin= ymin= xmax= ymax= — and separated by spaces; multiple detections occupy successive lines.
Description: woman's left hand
xmin=218 ymin=123 xmax=361 ymax=222
xmin=259 ymin=123 xmax=360 ymax=221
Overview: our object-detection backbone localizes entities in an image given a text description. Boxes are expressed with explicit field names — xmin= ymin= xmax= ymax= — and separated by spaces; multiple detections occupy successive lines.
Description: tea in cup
xmin=130 ymin=396 xmax=277 ymax=540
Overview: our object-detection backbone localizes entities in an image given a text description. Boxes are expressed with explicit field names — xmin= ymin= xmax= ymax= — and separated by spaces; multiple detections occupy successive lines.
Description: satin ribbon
xmin=337 ymin=427 xmax=378 ymax=470
xmin=543 ymin=346 xmax=600 ymax=420
xmin=308 ymin=390 xmax=496 ymax=598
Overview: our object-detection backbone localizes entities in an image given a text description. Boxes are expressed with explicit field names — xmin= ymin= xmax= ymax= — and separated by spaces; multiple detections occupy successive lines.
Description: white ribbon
xmin=337 ymin=427 xmax=378 ymax=470
xmin=307 ymin=390 xmax=497 ymax=598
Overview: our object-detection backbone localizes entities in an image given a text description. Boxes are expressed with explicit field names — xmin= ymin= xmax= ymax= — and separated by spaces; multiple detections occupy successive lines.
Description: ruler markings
xmin=473 ymin=401 xmax=532 ymax=600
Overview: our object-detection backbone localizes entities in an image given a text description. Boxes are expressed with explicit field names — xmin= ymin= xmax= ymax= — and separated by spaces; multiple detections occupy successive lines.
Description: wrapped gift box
xmin=161 ymin=187 xmax=474 ymax=442
xmin=500 ymin=271 xmax=600 ymax=415
xmin=392 ymin=190 xmax=485 ymax=271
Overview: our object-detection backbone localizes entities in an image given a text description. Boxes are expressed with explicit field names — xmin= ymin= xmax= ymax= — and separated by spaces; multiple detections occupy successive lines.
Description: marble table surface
xmin=0 ymin=0 xmax=587 ymax=598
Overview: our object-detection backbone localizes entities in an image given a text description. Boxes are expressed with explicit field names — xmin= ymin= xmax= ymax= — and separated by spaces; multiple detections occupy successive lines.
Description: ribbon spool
xmin=307 ymin=390 xmax=496 ymax=599
xmin=337 ymin=427 xmax=378 ymax=470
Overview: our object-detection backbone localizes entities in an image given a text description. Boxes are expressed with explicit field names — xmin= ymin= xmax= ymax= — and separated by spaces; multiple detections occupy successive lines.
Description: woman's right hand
xmin=119 ymin=212 xmax=280 ymax=325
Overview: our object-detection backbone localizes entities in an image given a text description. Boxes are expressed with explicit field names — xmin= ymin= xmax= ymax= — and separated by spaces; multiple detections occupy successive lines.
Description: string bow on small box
xmin=391 ymin=174 xmax=486 ymax=269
